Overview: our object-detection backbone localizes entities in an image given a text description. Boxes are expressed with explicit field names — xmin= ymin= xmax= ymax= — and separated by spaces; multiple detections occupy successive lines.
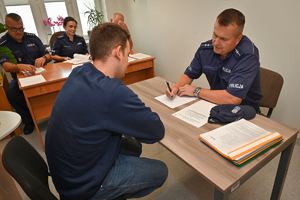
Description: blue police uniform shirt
xmin=185 ymin=35 xmax=263 ymax=109
xmin=51 ymin=32 xmax=88 ymax=58
xmin=0 ymin=32 xmax=49 ymax=79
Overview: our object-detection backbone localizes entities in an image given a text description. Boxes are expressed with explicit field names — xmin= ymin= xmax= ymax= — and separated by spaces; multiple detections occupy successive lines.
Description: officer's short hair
xmin=5 ymin=13 xmax=21 ymax=23
xmin=63 ymin=16 xmax=77 ymax=26
xmin=217 ymin=8 xmax=245 ymax=33
xmin=89 ymin=23 xmax=130 ymax=63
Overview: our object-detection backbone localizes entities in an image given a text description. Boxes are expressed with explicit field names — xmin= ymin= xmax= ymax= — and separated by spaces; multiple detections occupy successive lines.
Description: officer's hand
xmin=178 ymin=84 xmax=196 ymax=97
xmin=64 ymin=57 xmax=71 ymax=61
xmin=165 ymin=85 xmax=178 ymax=99
xmin=35 ymin=57 xmax=46 ymax=68
xmin=20 ymin=64 xmax=36 ymax=76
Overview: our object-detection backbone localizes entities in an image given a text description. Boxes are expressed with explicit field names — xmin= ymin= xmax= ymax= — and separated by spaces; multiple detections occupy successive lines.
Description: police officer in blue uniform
xmin=51 ymin=16 xmax=88 ymax=62
xmin=165 ymin=8 xmax=262 ymax=112
xmin=0 ymin=13 xmax=52 ymax=134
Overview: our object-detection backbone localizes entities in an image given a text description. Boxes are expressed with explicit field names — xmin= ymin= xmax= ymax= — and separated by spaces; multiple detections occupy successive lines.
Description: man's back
xmin=45 ymin=62 xmax=164 ymax=199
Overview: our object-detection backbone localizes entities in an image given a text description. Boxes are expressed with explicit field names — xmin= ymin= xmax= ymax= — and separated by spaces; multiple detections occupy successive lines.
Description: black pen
xmin=166 ymin=81 xmax=172 ymax=92
xmin=166 ymin=81 xmax=173 ymax=98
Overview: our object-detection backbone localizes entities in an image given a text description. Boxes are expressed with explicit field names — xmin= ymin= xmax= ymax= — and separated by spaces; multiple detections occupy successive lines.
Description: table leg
xmin=214 ymin=188 xmax=229 ymax=200
xmin=270 ymin=140 xmax=295 ymax=200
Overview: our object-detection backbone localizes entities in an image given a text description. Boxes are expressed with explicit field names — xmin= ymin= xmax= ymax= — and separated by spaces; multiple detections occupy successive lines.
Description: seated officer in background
xmin=166 ymin=8 xmax=262 ymax=112
xmin=110 ymin=13 xmax=133 ymax=49
xmin=51 ymin=16 xmax=88 ymax=62
xmin=45 ymin=23 xmax=168 ymax=200
xmin=0 ymin=13 xmax=51 ymax=135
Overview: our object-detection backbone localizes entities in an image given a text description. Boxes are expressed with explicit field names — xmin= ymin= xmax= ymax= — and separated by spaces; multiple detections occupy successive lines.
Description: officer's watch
xmin=193 ymin=87 xmax=201 ymax=98
xmin=42 ymin=55 xmax=48 ymax=61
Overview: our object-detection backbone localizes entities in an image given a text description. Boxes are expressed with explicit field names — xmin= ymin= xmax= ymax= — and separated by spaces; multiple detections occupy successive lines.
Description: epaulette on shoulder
xmin=57 ymin=34 xmax=65 ymax=39
xmin=199 ymin=42 xmax=213 ymax=49
xmin=234 ymin=48 xmax=244 ymax=59
xmin=0 ymin=40 xmax=7 ymax=45
xmin=25 ymin=33 xmax=36 ymax=37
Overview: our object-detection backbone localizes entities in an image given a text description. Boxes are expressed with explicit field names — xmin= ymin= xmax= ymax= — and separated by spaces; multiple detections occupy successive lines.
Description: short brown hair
xmin=63 ymin=16 xmax=77 ymax=26
xmin=89 ymin=23 xmax=130 ymax=62
xmin=217 ymin=8 xmax=245 ymax=35
xmin=5 ymin=13 xmax=21 ymax=23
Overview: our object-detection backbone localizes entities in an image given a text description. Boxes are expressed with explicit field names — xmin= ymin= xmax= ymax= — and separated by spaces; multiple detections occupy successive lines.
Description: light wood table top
xmin=128 ymin=76 xmax=299 ymax=199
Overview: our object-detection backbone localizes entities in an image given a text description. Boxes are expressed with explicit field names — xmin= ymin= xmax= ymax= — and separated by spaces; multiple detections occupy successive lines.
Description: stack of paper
xmin=21 ymin=67 xmax=46 ymax=76
xmin=64 ymin=54 xmax=90 ymax=64
xmin=129 ymin=53 xmax=152 ymax=60
xmin=199 ymin=119 xmax=283 ymax=166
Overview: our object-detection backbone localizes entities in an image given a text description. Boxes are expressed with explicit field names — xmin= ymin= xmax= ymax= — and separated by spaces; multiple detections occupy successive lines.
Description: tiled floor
xmin=1 ymin=119 xmax=299 ymax=200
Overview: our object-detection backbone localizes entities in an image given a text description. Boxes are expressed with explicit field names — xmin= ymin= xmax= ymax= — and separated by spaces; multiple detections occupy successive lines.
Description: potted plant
xmin=0 ymin=23 xmax=16 ymax=64
xmin=84 ymin=4 xmax=104 ymax=36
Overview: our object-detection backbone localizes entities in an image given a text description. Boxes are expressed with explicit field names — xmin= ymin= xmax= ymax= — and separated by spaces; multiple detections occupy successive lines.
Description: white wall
xmin=105 ymin=0 xmax=300 ymax=138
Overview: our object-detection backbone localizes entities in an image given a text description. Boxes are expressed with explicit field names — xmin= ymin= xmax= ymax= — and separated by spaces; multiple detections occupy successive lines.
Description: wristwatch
xmin=193 ymin=87 xmax=201 ymax=98
xmin=42 ymin=55 xmax=48 ymax=61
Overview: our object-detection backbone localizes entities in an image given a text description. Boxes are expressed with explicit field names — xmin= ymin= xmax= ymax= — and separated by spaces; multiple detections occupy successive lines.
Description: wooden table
xmin=128 ymin=76 xmax=299 ymax=200
xmin=17 ymin=53 xmax=155 ymax=150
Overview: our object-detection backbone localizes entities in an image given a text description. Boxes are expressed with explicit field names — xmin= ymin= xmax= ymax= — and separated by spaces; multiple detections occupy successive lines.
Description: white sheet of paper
xmin=21 ymin=67 xmax=46 ymax=76
xmin=72 ymin=64 xmax=83 ymax=69
xmin=155 ymin=94 xmax=197 ymax=109
xmin=64 ymin=54 xmax=90 ymax=64
xmin=172 ymin=100 xmax=216 ymax=128
xmin=128 ymin=57 xmax=137 ymax=62
xmin=19 ymin=74 xmax=46 ymax=87
xmin=129 ymin=53 xmax=152 ymax=60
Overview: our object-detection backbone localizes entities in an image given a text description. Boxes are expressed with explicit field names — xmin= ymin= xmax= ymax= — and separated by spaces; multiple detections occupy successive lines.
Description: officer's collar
xmin=5 ymin=32 xmax=24 ymax=43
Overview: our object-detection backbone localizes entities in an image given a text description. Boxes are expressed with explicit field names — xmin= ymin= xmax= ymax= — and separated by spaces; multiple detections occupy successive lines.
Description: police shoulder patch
xmin=57 ymin=34 xmax=65 ymax=39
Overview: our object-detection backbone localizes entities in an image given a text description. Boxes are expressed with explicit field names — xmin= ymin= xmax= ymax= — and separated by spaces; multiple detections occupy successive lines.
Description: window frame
xmin=0 ymin=0 xmax=106 ymax=44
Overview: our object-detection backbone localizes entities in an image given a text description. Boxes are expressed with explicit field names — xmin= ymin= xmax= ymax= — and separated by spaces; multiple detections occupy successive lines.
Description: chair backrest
xmin=2 ymin=136 xmax=58 ymax=200
xmin=260 ymin=67 xmax=284 ymax=118
xmin=50 ymin=31 xmax=65 ymax=50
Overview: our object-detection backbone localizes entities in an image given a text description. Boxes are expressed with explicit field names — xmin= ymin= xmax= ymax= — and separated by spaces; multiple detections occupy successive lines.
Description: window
xmin=76 ymin=0 xmax=95 ymax=35
xmin=4 ymin=0 xmax=38 ymax=35
xmin=44 ymin=1 xmax=68 ymax=33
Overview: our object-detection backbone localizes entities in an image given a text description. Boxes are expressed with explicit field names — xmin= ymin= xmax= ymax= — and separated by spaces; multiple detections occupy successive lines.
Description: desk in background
xmin=128 ymin=76 xmax=299 ymax=200
xmin=17 ymin=52 xmax=155 ymax=149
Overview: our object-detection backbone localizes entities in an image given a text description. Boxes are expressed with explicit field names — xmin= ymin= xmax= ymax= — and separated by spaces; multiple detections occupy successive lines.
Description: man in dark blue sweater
xmin=45 ymin=23 xmax=168 ymax=200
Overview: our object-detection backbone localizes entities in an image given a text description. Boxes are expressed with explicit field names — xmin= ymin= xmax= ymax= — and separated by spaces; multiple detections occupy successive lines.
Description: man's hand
xmin=165 ymin=85 xmax=179 ymax=98
xmin=178 ymin=84 xmax=197 ymax=97
xmin=19 ymin=64 xmax=36 ymax=75
xmin=35 ymin=57 xmax=46 ymax=68
xmin=117 ymin=20 xmax=129 ymax=32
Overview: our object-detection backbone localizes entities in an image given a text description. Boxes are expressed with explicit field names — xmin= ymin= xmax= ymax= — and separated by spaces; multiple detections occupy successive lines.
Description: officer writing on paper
xmin=165 ymin=8 xmax=262 ymax=112
xmin=0 ymin=13 xmax=51 ymax=135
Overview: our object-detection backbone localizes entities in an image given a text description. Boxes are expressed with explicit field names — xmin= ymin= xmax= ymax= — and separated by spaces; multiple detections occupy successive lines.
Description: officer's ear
xmin=236 ymin=34 xmax=243 ymax=45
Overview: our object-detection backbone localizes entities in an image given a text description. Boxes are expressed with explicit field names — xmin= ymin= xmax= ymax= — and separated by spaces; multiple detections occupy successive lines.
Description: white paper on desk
xmin=199 ymin=119 xmax=278 ymax=156
xmin=172 ymin=100 xmax=216 ymax=128
xmin=72 ymin=64 xmax=83 ymax=69
xmin=155 ymin=94 xmax=197 ymax=109
xmin=21 ymin=67 xmax=46 ymax=76
xmin=128 ymin=57 xmax=137 ymax=62
xmin=129 ymin=53 xmax=152 ymax=60
xmin=64 ymin=54 xmax=90 ymax=64
xmin=19 ymin=74 xmax=46 ymax=87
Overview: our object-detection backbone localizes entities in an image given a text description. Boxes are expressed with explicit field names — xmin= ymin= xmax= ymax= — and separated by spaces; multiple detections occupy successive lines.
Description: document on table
xmin=172 ymin=100 xmax=216 ymax=128
xmin=199 ymin=119 xmax=283 ymax=166
xmin=64 ymin=54 xmax=90 ymax=64
xmin=155 ymin=94 xmax=197 ymax=109
xmin=129 ymin=53 xmax=152 ymax=60
xmin=128 ymin=57 xmax=137 ymax=62
xmin=19 ymin=74 xmax=46 ymax=87
xmin=21 ymin=67 xmax=46 ymax=76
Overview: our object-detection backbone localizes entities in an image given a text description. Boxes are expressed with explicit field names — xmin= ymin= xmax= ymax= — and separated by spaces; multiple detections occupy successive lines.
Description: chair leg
xmin=267 ymin=108 xmax=273 ymax=118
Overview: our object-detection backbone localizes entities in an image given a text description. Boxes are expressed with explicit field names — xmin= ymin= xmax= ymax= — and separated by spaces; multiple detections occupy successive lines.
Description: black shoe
xmin=23 ymin=122 xmax=34 ymax=135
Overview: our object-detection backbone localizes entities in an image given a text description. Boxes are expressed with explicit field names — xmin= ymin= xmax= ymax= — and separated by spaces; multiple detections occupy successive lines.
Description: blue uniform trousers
xmin=6 ymin=79 xmax=33 ymax=124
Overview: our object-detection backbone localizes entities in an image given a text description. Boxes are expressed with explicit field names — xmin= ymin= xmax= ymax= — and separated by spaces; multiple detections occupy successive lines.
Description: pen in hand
xmin=166 ymin=81 xmax=173 ymax=98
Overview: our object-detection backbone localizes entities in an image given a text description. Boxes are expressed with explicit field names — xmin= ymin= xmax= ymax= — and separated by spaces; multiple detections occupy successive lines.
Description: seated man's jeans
xmin=90 ymin=136 xmax=168 ymax=200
